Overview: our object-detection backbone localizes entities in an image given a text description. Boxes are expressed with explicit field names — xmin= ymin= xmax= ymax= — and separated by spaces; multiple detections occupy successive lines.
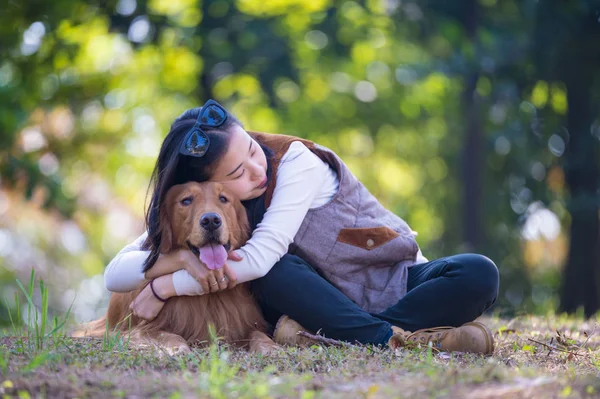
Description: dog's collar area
xmin=187 ymin=241 xmax=232 ymax=255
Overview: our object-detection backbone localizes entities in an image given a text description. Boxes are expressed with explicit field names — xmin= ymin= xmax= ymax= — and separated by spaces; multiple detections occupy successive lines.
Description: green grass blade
xmin=28 ymin=271 xmax=35 ymax=343
xmin=46 ymin=319 xmax=68 ymax=339
xmin=45 ymin=293 xmax=75 ymax=340
xmin=30 ymin=270 xmax=40 ymax=351
xmin=3 ymin=296 xmax=16 ymax=334
xmin=15 ymin=292 xmax=21 ymax=334
xmin=22 ymin=352 xmax=54 ymax=372
xmin=53 ymin=316 xmax=59 ymax=349
xmin=39 ymin=279 xmax=49 ymax=350
xmin=16 ymin=276 xmax=35 ymax=351
xmin=103 ymin=317 xmax=109 ymax=351
xmin=0 ymin=346 xmax=8 ymax=374
xmin=15 ymin=279 xmax=35 ymax=312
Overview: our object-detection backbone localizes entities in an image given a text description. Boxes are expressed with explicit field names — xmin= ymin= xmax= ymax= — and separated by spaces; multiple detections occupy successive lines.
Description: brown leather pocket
xmin=336 ymin=227 xmax=400 ymax=251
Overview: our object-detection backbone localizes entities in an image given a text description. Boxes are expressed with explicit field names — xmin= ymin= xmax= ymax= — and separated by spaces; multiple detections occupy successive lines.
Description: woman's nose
xmin=249 ymin=162 xmax=262 ymax=179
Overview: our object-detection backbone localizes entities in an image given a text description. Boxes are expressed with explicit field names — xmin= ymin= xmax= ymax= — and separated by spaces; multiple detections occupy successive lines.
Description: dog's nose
xmin=200 ymin=213 xmax=222 ymax=231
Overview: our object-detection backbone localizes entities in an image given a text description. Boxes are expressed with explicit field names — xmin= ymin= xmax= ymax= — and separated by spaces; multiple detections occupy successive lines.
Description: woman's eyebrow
xmin=226 ymin=139 xmax=253 ymax=177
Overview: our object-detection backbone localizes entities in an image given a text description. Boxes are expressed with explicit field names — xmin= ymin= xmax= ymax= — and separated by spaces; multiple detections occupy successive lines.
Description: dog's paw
xmin=251 ymin=341 xmax=282 ymax=356
xmin=167 ymin=343 xmax=192 ymax=356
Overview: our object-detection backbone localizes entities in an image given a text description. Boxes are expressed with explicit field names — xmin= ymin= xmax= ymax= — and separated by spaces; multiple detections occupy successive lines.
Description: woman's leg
xmin=376 ymin=254 xmax=499 ymax=332
xmin=251 ymin=254 xmax=392 ymax=345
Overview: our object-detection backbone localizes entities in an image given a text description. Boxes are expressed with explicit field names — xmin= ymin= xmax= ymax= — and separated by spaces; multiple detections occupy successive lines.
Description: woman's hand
xmin=227 ymin=250 xmax=243 ymax=262
xmin=130 ymin=275 xmax=174 ymax=321
xmin=178 ymin=249 xmax=238 ymax=293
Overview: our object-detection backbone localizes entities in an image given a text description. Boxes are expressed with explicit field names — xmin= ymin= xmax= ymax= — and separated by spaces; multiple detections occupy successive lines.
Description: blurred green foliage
xmin=0 ymin=0 xmax=598 ymax=325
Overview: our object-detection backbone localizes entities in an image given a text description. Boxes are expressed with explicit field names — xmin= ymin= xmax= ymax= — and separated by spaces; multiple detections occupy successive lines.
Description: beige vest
xmin=250 ymin=132 xmax=420 ymax=313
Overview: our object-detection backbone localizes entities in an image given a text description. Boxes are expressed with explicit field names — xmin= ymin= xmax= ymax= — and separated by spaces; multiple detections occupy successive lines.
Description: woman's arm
xmin=144 ymin=251 xmax=186 ymax=280
xmin=171 ymin=141 xmax=328 ymax=294
xmin=231 ymin=141 xmax=327 ymax=280
xmin=105 ymin=231 xmax=237 ymax=294
xmin=104 ymin=232 xmax=188 ymax=291
xmin=104 ymin=232 xmax=150 ymax=292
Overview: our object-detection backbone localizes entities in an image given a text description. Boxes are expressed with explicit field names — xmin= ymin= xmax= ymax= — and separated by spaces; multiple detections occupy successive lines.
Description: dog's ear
xmin=233 ymin=198 xmax=250 ymax=245
xmin=159 ymin=202 xmax=173 ymax=254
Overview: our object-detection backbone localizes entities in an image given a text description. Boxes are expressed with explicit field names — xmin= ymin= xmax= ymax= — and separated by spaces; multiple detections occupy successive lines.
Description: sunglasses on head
xmin=179 ymin=99 xmax=228 ymax=157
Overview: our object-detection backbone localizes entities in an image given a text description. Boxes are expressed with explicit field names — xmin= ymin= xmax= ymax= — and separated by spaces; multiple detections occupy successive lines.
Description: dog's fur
xmin=74 ymin=182 xmax=277 ymax=354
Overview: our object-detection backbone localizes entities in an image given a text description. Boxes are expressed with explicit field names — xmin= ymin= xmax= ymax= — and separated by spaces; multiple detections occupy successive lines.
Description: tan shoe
xmin=389 ymin=321 xmax=494 ymax=354
xmin=272 ymin=315 xmax=317 ymax=347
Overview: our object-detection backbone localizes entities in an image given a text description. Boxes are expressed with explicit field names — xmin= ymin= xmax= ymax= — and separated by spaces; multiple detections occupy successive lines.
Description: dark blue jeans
xmin=251 ymin=253 xmax=499 ymax=345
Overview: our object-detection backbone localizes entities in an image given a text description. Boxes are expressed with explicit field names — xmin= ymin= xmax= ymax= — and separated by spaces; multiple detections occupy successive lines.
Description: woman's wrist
xmin=176 ymin=249 xmax=193 ymax=272
xmin=144 ymin=250 xmax=184 ymax=280
xmin=152 ymin=274 xmax=177 ymax=299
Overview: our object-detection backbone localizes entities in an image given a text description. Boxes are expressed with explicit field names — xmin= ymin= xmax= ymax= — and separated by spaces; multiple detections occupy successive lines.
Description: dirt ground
xmin=1 ymin=315 xmax=599 ymax=398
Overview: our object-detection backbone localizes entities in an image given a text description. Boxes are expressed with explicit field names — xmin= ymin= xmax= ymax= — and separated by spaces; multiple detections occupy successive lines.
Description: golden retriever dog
xmin=74 ymin=181 xmax=278 ymax=355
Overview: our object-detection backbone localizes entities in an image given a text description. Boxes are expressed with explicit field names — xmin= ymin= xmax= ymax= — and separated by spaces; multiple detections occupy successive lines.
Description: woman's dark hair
xmin=140 ymin=105 xmax=273 ymax=271
xmin=240 ymin=145 xmax=274 ymax=232
xmin=141 ymin=106 xmax=240 ymax=271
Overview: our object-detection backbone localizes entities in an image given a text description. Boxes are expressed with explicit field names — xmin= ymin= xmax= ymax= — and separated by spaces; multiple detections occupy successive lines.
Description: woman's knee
xmin=451 ymin=254 xmax=499 ymax=303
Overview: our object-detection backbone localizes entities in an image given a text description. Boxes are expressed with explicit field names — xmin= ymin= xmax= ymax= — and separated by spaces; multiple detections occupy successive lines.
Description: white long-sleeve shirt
xmin=104 ymin=141 xmax=427 ymax=295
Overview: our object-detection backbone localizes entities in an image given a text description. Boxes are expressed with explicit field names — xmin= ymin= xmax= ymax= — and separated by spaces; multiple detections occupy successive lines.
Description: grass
xmin=1 ymin=273 xmax=600 ymax=398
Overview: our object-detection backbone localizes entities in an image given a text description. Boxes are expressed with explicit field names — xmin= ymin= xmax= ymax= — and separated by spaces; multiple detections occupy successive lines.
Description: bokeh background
xmin=1 ymin=0 xmax=599 ymax=325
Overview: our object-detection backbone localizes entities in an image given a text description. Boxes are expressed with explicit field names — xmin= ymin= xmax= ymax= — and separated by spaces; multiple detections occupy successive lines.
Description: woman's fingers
xmin=223 ymin=263 xmax=238 ymax=289
xmin=184 ymin=254 xmax=232 ymax=293
xmin=183 ymin=257 xmax=210 ymax=293
xmin=207 ymin=273 xmax=220 ymax=293
xmin=196 ymin=272 xmax=210 ymax=294
xmin=214 ymin=268 xmax=228 ymax=291
xmin=227 ymin=250 xmax=243 ymax=261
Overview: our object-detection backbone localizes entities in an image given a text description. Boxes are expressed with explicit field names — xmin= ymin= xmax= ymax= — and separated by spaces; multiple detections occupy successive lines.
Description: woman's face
xmin=209 ymin=125 xmax=268 ymax=201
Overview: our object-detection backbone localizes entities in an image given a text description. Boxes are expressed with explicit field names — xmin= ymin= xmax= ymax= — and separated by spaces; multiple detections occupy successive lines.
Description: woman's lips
xmin=257 ymin=176 xmax=268 ymax=189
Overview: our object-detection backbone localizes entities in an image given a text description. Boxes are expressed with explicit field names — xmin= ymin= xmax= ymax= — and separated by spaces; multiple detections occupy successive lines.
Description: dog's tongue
xmin=198 ymin=244 xmax=228 ymax=270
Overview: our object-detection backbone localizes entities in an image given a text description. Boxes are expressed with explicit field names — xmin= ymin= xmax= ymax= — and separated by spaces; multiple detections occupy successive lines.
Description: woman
xmin=104 ymin=99 xmax=499 ymax=353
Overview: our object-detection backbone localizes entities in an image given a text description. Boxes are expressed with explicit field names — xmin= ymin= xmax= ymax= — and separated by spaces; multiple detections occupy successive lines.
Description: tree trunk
xmin=461 ymin=0 xmax=484 ymax=251
xmin=559 ymin=76 xmax=600 ymax=316
xmin=558 ymin=13 xmax=600 ymax=317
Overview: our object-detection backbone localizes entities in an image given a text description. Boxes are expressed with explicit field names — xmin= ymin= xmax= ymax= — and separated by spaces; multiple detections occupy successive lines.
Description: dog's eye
xmin=180 ymin=197 xmax=193 ymax=206
xmin=219 ymin=195 xmax=228 ymax=204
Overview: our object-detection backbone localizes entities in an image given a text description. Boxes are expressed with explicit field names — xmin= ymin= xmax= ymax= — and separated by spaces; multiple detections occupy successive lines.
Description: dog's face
xmin=159 ymin=182 xmax=249 ymax=270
